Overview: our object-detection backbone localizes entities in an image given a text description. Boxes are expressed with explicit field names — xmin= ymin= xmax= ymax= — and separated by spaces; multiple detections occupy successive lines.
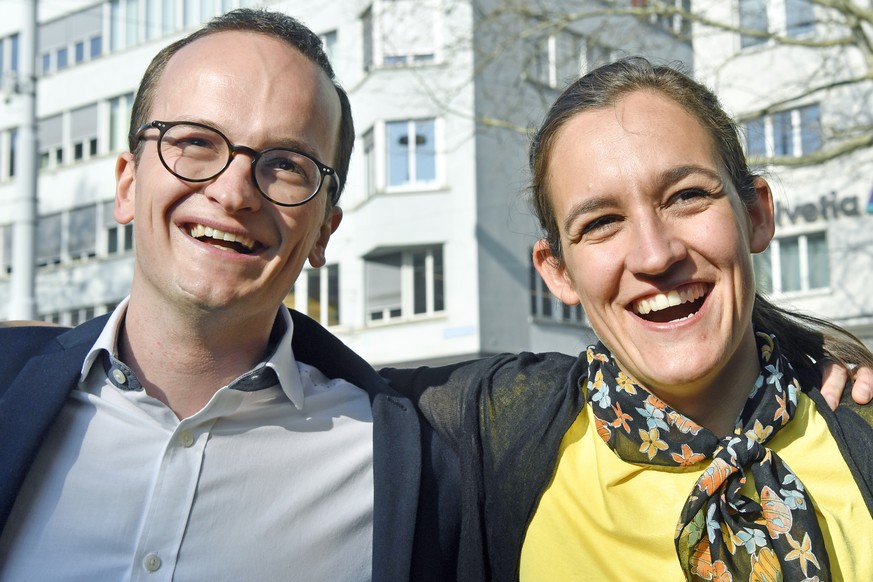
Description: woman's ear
xmin=748 ymin=176 xmax=776 ymax=253
xmin=533 ymin=239 xmax=581 ymax=306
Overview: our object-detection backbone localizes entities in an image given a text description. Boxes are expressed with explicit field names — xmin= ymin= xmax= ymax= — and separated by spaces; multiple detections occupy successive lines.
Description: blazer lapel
xmin=288 ymin=309 xmax=422 ymax=581
xmin=0 ymin=330 xmax=95 ymax=530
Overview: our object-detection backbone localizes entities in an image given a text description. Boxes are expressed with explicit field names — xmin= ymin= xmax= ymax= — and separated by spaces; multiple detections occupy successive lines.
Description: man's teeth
xmin=189 ymin=224 xmax=255 ymax=251
xmin=634 ymin=284 xmax=706 ymax=315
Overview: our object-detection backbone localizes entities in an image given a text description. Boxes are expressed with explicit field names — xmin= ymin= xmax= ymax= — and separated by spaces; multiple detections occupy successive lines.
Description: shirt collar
xmin=80 ymin=298 xmax=306 ymax=410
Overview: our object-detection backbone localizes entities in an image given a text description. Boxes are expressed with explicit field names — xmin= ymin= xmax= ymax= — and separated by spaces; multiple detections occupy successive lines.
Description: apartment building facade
xmin=690 ymin=0 xmax=873 ymax=347
xmin=25 ymin=1 xmax=860 ymax=368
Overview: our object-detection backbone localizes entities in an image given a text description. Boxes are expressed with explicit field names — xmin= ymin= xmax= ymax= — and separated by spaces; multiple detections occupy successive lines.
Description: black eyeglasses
xmin=134 ymin=120 xmax=341 ymax=207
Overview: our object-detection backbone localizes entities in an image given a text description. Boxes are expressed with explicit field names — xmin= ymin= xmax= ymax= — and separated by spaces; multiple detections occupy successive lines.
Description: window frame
xmin=362 ymin=0 xmax=441 ymax=71
xmin=383 ymin=118 xmax=439 ymax=192
xmin=754 ymin=229 xmax=830 ymax=296
xmin=295 ymin=264 xmax=341 ymax=327
xmin=365 ymin=246 xmax=445 ymax=325
xmin=743 ymin=103 xmax=823 ymax=158
xmin=529 ymin=253 xmax=586 ymax=325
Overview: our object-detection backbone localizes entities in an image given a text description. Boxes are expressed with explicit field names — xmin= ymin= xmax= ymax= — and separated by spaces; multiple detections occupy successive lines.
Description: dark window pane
xmin=327 ymin=264 xmax=340 ymax=326
xmin=307 ymin=269 xmax=321 ymax=320
xmin=433 ymin=246 xmax=444 ymax=312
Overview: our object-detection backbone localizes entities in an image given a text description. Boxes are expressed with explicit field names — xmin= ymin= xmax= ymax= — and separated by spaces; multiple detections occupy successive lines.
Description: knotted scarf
xmin=584 ymin=331 xmax=830 ymax=581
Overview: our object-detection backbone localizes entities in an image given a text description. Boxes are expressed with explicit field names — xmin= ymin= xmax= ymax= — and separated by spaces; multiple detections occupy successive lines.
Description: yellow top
xmin=519 ymin=391 xmax=873 ymax=581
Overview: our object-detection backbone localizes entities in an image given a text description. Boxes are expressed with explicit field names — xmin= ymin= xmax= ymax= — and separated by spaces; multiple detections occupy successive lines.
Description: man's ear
xmin=308 ymin=206 xmax=343 ymax=268
xmin=533 ymin=239 xmax=581 ymax=306
xmin=748 ymin=176 xmax=775 ymax=254
xmin=114 ymin=152 xmax=136 ymax=225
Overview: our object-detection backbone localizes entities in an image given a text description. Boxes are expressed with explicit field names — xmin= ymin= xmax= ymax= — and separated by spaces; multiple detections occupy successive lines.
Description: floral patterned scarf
xmin=584 ymin=331 xmax=830 ymax=581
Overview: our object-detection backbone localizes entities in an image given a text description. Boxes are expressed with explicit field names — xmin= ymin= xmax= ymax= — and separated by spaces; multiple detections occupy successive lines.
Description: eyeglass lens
xmin=158 ymin=123 xmax=323 ymax=205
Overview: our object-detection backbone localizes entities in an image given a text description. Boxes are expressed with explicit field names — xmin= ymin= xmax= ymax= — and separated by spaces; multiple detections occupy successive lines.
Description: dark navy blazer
xmin=0 ymin=309 xmax=460 ymax=581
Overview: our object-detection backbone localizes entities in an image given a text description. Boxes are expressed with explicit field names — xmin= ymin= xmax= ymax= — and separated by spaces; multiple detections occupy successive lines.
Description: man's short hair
xmin=127 ymin=8 xmax=354 ymax=202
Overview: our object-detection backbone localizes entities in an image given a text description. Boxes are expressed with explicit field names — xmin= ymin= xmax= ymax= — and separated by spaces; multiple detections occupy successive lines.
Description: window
xmin=200 ymin=0 xmax=217 ymax=22
xmin=363 ymin=0 xmax=438 ymax=69
xmin=798 ymin=104 xmax=822 ymax=154
xmin=109 ymin=93 xmax=135 ymax=152
xmin=754 ymin=231 xmax=829 ymax=294
xmin=68 ymin=205 xmax=98 ymax=260
xmin=1 ymin=128 xmax=18 ymax=181
xmin=786 ymin=0 xmax=815 ymax=36
xmin=43 ymin=305 xmax=110 ymax=326
xmin=38 ymin=114 xmax=63 ymax=170
xmin=56 ymin=47 xmax=69 ymax=70
xmin=10 ymin=34 xmax=18 ymax=75
xmin=71 ymin=104 xmax=99 ymax=162
xmin=300 ymin=264 xmax=340 ymax=326
xmin=635 ymin=0 xmax=692 ymax=36
xmin=8 ymin=129 xmax=16 ymax=178
xmin=109 ymin=0 xmax=142 ymax=49
xmin=163 ymin=0 xmax=176 ymax=33
xmin=1 ymin=224 xmax=11 ymax=275
xmin=320 ymin=30 xmax=337 ymax=64
xmin=745 ymin=117 xmax=766 ymax=158
xmin=146 ymin=0 xmax=162 ymax=40
xmin=103 ymin=200 xmax=134 ymax=255
xmin=743 ymin=104 xmax=822 ymax=158
xmin=110 ymin=0 xmax=123 ymax=50
xmin=739 ymin=0 xmax=768 ymax=48
xmin=362 ymin=7 xmax=374 ymax=70
xmin=581 ymin=41 xmax=618 ymax=74
xmin=771 ymin=110 xmax=793 ymax=156
xmin=30 ymin=204 xmax=106 ymax=269
xmin=184 ymin=0 xmax=197 ymax=27
xmin=386 ymin=119 xmax=436 ymax=189
xmin=530 ymin=256 xmax=585 ymax=324
xmin=37 ymin=213 xmax=63 ymax=267
xmin=39 ymin=5 xmax=103 ymax=73
xmin=527 ymin=32 xmax=582 ymax=89
xmin=366 ymin=246 xmax=444 ymax=323
xmin=363 ymin=128 xmax=376 ymax=195
xmin=90 ymin=35 xmax=102 ymax=59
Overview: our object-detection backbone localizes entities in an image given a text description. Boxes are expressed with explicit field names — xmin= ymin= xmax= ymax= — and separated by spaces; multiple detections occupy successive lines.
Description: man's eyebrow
xmin=559 ymin=164 xmax=724 ymax=233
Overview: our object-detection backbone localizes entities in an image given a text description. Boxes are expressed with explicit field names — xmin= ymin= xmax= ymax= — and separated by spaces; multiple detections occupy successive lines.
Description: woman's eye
xmin=674 ymin=188 xmax=710 ymax=203
xmin=580 ymin=215 xmax=620 ymax=237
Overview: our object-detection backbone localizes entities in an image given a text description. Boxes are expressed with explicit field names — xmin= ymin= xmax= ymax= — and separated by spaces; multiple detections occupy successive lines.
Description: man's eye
xmin=169 ymin=135 xmax=215 ymax=150
xmin=275 ymin=159 xmax=300 ymax=172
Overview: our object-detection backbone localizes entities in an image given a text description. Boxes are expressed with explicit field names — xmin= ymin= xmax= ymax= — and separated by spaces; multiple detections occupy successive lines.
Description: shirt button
xmin=112 ymin=368 xmax=127 ymax=384
xmin=143 ymin=553 xmax=161 ymax=572
xmin=179 ymin=431 xmax=194 ymax=448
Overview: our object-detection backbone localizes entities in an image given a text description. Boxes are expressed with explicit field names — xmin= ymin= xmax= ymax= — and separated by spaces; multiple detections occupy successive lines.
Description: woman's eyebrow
xmin=562 ymin=195 xmax=616 ymax=233
xmin=559 ymin=165 xmax=725 ymax=233
xmin=657 ymin=164 xmax=724 ymax=190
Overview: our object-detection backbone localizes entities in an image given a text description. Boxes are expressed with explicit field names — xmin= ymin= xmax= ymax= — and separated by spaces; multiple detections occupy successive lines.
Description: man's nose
xmin=203 ymin=150 xmax=263 ymax=213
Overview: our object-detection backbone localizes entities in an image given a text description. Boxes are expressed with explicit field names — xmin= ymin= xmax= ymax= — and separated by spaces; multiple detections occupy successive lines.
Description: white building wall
xmin=692 ymin=0 xmax=873 ymax=347
xmin=0 ymin=0 xmax=694 ymax=365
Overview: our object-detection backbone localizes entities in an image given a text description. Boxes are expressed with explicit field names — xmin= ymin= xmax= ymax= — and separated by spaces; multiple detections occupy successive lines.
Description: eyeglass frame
xmin=133 ymin=120 xmax=342 ymax=207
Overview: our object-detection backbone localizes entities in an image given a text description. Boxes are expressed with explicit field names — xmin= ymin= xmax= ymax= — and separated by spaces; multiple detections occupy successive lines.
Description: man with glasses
xmin=0 ymin=9 xmax=459 ymax=580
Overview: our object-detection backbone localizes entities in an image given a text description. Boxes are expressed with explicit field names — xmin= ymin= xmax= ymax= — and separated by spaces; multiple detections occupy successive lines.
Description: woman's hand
xmin=820 ymin=362 xmax=873 ymax=410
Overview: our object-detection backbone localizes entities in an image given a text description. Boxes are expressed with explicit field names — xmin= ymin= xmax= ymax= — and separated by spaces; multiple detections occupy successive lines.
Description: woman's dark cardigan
xmin=383 ymin=351 xmax=873 ymax=582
